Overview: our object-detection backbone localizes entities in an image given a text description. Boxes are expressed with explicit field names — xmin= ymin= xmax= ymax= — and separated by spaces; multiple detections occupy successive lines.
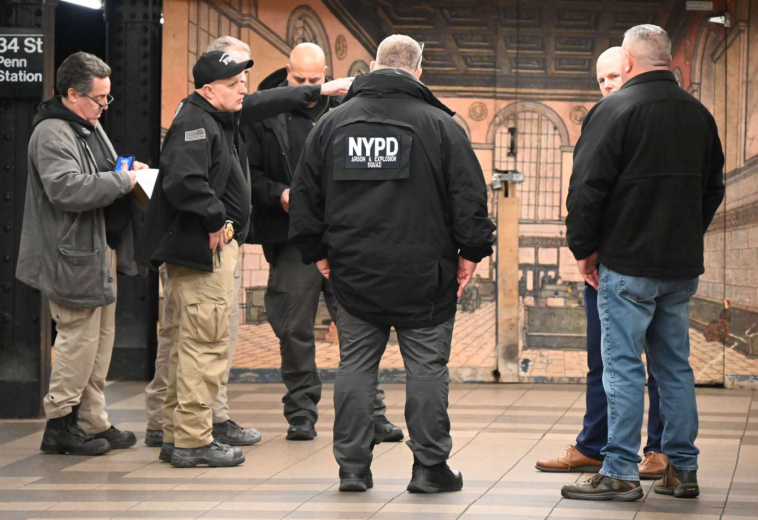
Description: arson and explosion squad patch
xmin=333 ymin=122 xmax=413 ymax=181
xmin=345 ymin=136 xmax=401 ymax=169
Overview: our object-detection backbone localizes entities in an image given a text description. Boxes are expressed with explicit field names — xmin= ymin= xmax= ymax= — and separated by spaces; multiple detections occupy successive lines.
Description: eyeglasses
xmin=417 ymin=42 xmax=424 ymax=69
xmin=84 ymin=93 xmax=115 ymax=110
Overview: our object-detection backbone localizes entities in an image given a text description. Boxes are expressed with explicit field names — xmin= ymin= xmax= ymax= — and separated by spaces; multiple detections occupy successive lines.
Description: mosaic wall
xmin=161 ymin=0 xmax=758 ymax=387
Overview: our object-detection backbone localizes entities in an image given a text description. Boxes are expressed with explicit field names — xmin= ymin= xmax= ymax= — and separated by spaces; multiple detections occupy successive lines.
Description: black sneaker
xmin=144 ymin=429 xmax=163 ymax=447
xmin=407 ymin=458 xmax=463 ymax=493
xmin=375 ymin=416 xmax=404 ymax=443
xmin=170 ymin=440 xmax=245 ymax=468
xmin=287 ymin=417 xmax=316 ymax=441
xmin=92 ymin=426 xmax=137 ymax=449
xmin=339 ymin=469 xmax=374 ymax=492
xmin=561 ymin=474 xmax=643 ymax=501
xmin=159 ymin=442 xmax=174 ymax=463
xmin=213 ymin=419 xmax=262 ymax=446
xmin=654 ymin=463 xmax=699 ymax=498
xmin=40 ymin=413 xmax=111 ymax=456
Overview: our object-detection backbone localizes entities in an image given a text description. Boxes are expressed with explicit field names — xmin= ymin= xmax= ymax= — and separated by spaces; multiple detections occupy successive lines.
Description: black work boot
xmin=145 ymin=429 xmax=163 ymax=447
xmin=287 ymin=416 xmax=316 ymax=441
xmin=213 ymin=419 xmax=262 ymax=446
xmin=654 ymin=463 xmax=699 ymax=498
xmin=339 ymin=469 xmax=374 ymax=492
xmin=374 ymin=416 xmax=404 ymax=443
xmin=561 ymin=474 xmax=643 ymax=501
xmin=40 ymin=413 xmax=111 ymax=456
xmin=92 ymin=426 xmax=137 ymax=449
xmin=407 ymin=457 xmax=463 ymax=493
xmin=159 ymin=442 xmax=174 ymax=463
xmin=170 ymin=440 xmax=245 ymax=468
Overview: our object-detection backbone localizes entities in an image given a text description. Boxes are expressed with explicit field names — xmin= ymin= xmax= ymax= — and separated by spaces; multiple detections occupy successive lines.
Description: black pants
xmin=264 ymin=243 xmax=386 ymax=424
xmin=333 ymin=302 xmax=455 ymax=475
xmin=575 ymin=284 xmax=664 ymax=460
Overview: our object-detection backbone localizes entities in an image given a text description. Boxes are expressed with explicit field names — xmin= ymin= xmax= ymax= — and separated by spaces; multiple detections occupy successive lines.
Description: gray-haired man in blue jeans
xmin=563 ymin=24 xmax=724 ymax=501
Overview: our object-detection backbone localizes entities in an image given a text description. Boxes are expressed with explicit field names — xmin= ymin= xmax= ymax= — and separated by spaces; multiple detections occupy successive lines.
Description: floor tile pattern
xmin=0 ymin=383 xmax=755 ymax=519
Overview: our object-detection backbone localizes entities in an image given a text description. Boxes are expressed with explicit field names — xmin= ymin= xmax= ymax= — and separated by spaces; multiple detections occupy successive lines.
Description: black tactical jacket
xmin=137 ymin=84 xmax=323 ymax=272
xmin=289 ymin=68 xmax=496 ymax=328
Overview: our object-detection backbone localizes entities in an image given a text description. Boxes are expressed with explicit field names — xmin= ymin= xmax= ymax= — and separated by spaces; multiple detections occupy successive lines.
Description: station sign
xmin=0 ymin=28 xmax=44 ymax=98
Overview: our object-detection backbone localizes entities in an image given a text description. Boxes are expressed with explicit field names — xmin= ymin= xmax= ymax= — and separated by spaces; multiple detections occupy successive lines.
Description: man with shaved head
xmin=289 ymin=34 xmax=495 ymax=493
xmin=536 ymin=45 xmax=666 ymax=481
xmin=595 ymin=46 xmax=624 ymax=97
xmin=245 ymin=43 xmax=403 ymax=444
xmin=563 ymin=25 xmax=724 ymax=500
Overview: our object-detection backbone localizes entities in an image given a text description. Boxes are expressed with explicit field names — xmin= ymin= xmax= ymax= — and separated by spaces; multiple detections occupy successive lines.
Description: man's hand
xmin=321 ymin=77 xmax=354 ymax=97
xmin=457 ymin=256 xmax=477 ymax=298
xmin=118 ymin=158 xmax=139 ymax=189
xmin=209 ymin=226 xmax=226 ymax=254
xmin=577 ymin=252 xmax=599 ymax=290
xmin=132 ymin=160 xmax=149 ymax=171
xmin=281 ymin=188 xmax=290 ymax=212
xmin=316 ymin=258 xmax=331 ymax=279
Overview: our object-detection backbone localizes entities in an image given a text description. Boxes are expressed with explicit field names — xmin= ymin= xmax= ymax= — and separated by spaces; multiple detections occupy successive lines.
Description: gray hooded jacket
xmin=16 ymin=97 xmax=143 ymax=308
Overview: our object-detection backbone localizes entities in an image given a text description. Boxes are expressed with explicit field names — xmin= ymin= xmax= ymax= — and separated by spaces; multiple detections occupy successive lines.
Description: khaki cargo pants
xmin=43 ymin=247 xmax=117 ymax=435
xmin=162 ymin=241 xmax=238 ymax=448
xmin=144 ymin=251 xmax=242 ymax=430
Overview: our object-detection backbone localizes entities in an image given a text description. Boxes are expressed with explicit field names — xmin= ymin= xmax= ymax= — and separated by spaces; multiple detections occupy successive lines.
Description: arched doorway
xmin=490 ymin=103 xmax=568 ymax=223
xmin=488 ymin=102 xmax=583 ymax=380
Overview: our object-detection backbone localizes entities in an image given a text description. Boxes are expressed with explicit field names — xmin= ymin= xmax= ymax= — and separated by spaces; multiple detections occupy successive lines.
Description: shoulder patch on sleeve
xmin=185 ymin=128 xmax=206 ymax=142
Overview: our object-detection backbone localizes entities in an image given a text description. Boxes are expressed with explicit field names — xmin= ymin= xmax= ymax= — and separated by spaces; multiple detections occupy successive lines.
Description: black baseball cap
xmin=193 ymin=50 xmax=254 ymax=88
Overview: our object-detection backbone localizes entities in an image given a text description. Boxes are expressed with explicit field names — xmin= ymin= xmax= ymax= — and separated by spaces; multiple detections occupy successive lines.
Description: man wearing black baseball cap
xmin=138 ymin=51 xmax=254 ymax=468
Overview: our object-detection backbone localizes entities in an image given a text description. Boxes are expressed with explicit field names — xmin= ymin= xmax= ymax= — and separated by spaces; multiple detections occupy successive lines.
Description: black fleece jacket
xmin=566 ymin=70 xmax=725 ymax=279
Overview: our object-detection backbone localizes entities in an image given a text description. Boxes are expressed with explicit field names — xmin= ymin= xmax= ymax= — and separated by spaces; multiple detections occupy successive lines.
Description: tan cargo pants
xmin=144 ymin=250 xmax=241 ymax=431
xmin=43 ymin=247 xmax=117 ymax=435
xmin=162 ymin=241 xmax=238 ymax=448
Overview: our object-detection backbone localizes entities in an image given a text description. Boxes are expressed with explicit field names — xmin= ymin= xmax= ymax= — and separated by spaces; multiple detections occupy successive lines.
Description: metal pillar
xmin=103 ymin=0 xmax=162 ymax=380
xmin=0 ymin=0 xmax=56 ymax=418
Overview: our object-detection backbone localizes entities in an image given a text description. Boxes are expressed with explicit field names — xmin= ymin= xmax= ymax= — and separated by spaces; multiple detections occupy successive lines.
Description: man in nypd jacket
xmin=289 ymin=35 xmax=495 ymax=493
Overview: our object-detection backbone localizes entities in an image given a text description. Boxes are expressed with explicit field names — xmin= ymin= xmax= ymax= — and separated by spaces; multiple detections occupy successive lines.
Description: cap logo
xmin=219 ymin=53 xmax=233 ymax=65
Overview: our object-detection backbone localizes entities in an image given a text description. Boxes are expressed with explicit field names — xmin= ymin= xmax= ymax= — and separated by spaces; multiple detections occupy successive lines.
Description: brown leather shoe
xmin=639 ymin=451 xmax=668 ymax=480
xmin=535 ymin=445 xmax=603 ymax=473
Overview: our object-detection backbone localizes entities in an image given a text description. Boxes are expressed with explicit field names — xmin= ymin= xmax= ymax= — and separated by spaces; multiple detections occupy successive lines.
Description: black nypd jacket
xmin=245 ymin=68 xmax=340 ymax=249
xmin=288 ymin=68 xmax=496 ymax=328
xmin=566 ymin=70 xmax=725 ymax=279
xmin=137 ymin=84 xmax=323 ymax=272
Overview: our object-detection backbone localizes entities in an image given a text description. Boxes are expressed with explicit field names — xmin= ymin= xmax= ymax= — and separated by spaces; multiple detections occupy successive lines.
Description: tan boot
xmin=639 ymin=452 xmax=668 ymax=480
xmin=535 ymin=445 xmax=603 ymax=473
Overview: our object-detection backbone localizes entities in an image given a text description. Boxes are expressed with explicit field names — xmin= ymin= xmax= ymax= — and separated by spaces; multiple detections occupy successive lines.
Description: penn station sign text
xmin=0 ymin=28 xmax=44 ymax=98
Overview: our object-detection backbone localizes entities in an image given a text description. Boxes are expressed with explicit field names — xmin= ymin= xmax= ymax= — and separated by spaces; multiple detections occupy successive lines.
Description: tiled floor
xmin=0 ymin=382 xmax=757 ymax=519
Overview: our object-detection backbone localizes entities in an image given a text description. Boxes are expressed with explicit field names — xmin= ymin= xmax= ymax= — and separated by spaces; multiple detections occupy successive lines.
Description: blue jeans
xmin=575 ymin=285 xmax=663 ymax=461
xmin=598 ymin=266 xmax=700 ymax=481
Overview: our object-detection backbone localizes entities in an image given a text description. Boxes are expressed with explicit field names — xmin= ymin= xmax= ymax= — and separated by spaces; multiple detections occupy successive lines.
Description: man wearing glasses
xmin=17 ymin=52 xmax=147 ymax=455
